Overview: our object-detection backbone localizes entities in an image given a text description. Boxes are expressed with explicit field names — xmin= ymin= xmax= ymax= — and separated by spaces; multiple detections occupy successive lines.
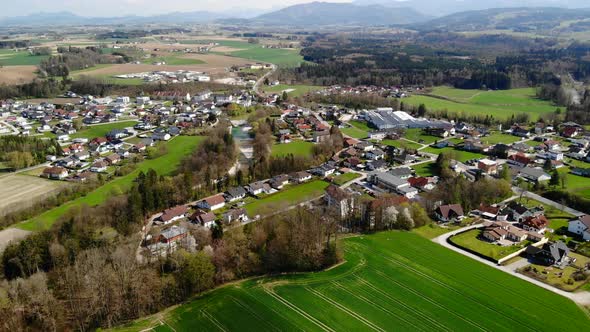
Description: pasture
xmin=341 ymin=120 xmax=371 ymax=139
xmin=194 ymin=39 xmax=304 ymax=67
xmin=271 ymin=141 xmax=315 ymax=158
xmin=0 ymin=51 xmax=49 ymax=66
xmin=405 ymin=87 xmax=558 ymax=120
xmin=332 ymin=172 xmax=361 ymax=185
xmin=71 ymin=121 xmax=139 ymax=140
xmin=244 ymin=180 xmax=329 ymax=216
xmin=112 ymin=231 xmax=590 ymax=332
xmin=0 ymin=174 xmax=65 ymax=216
xmin=17 ymin=136 xmax=204 ymax=231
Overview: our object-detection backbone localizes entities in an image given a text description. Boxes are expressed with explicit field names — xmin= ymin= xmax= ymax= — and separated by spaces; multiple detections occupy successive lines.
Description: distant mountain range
xmin=2 ymin=2 xmax=590 ymax=31
xmin=0 ymin=11 xmax=239 ymax=26
xmin=251 ymin=2 xmax=431 ymax=26
xmin=413 ymin=7 xmax=590 ymax=32
xmin=353 ymin=0 xmax=590 ymax=17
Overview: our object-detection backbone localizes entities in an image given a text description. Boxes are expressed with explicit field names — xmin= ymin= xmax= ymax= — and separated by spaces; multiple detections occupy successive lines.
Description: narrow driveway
xmin=512 ymin=187 xmax=585 ymax=217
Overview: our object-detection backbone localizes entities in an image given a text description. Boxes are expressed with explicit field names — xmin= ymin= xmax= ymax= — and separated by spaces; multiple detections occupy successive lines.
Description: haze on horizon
xmin=4 ymin=0 xmax=589 ymax=18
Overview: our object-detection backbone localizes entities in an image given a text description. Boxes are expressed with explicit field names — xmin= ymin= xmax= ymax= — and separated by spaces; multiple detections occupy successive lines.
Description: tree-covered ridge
xmin=0 ymin=136 xmax=62 ymax=169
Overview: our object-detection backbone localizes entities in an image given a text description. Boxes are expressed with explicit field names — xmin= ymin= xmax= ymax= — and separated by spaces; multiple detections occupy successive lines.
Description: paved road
xmin=433 ymin=226 xmax=590 ymax=305
xmin=512 ymin=187 xmax=585 ymax=217
xmin=253 ymin=64 xmax=277 ymax=97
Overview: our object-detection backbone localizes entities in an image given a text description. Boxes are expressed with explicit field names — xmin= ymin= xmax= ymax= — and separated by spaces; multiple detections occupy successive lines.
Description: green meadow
xmin=244 ymin=180 xmax=329 ymax=216
xmin=405 ymin=87 xmax=558 ymax=120
xmin=111 ymin=231 xmax=590 ymax=332
xmin=271 ymin=141 xmax=315 ymax=158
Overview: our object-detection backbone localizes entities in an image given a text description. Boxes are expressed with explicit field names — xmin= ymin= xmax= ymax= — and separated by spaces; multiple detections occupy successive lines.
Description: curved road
xmin=433 ymin=225 xmax=590 ymax=305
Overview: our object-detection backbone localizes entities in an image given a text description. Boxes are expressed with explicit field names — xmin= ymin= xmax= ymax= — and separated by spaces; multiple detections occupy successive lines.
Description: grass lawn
xmin=0 ymin=51 xmax=49 ymax=66
xmin=341 ymin=121 xmax=371 ymax=139
xmin=111 ymin=231 xmax=590 ymax=332
xmin=71 ymin=121 xmax=138 ymax=140
xmin=450 ymin=229 xmax=531 ymax=260
xmin=271 ymin=141 xmax=314 ymax=158
xmin=412 ymin=162 xmax=438 ymax=177
xmin=403 ymin=128 xmax=438 ymax=144
xmin=244 ymin=180 xmax=329 ymax=216
xmin=520 ymin=253 xmax=590 ymax=291
xmin=378 ymin=139 xmax=422 ymax=150
xmin=480 ymin=133 xmax=522 ymax=145
xmin=332 ymin=172 xmax=361 ymax=185
xmin=264 ymin=84 xmax=323 ymax=97
xmin=406 ymin=87 xmax=558 ymax=120
xmin=412 ymin=223 xmax=459 ymax=239
xmin=17 ymin=136 xmax=204 ymax=231
xmin=422 ymin=146 xmax=486 ymax=163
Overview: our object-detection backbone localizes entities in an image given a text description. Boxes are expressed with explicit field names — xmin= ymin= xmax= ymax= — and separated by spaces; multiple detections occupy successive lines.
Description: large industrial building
xmin=363 ymin=108 xmax=450 ymax=130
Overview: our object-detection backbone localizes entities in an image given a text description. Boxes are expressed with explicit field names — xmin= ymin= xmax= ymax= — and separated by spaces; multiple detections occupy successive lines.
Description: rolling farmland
xmin=113 ymin=232 xmax=590 ymax=332
xmin=405 ymin=87 xmax=558 ymax=120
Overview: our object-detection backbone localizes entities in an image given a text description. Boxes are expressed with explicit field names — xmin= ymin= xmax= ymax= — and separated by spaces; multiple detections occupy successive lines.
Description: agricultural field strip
xmin=200 ymin=310 xmax=227 ymax=332
xmin=377 ymin=241 xmax=576 ymax=322
xmin=263 ymin=288 xmax=335 ymax=332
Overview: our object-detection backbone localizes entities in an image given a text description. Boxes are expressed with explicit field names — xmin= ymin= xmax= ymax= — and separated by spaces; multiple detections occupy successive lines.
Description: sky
xmin=0 ymin=0 xmax=353 ymax=17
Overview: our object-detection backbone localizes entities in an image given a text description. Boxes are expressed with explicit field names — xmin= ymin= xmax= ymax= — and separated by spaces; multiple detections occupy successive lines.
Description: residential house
xmin=90 ymin=160 xmax=108 ymax=173
xmin=247 ymin=181 xmax=266 ymax=195
xmin=291 ymin=171 xmax=312 ymax=183
xmin=313 ymin=130 xmax=330 ymax=143
xmin=223 ymin=208 xmax=249 ymax=224
xmin=393 ymin=153 xmax=417 ymax=165
xmin=522 ymin=215 xmax=549 ymax=233
xmin=435 ymin=204 xmax=464 ymax=223
xmin=525 ymin=241 xmax=570 ymax=266
xmin=508 ymin=153 xmax=532 ymax=167
xmin=312 ymin=164 xmax=337 ymax=177
xmin=225 ymin=186 xmax=247 ymax=202
xmin=157 ymin=225 xmax=188 ymax=244
xmin=324 ymin=185 xmax=355 ymax=218
xmin=389 ymin=167 xmax=413 ymax=179
xmin=365 ymin=148 xmax=386 ymax=161
xmin=41 ymin=166 xmax=68 ymax=180
xmin=105 ymin=154 xmax=121 ymax=165
xmin=568 ymin=215 xmax=590 ymax=241
xmin=519 ymin=167 xmax=551 ymax=182
xmin=197 ymin=195 xmax=226 ymax=211
xmin=159 ymin=205 xmax=188 ymax=225
xmin=408 ymin=177 xmax=435 ymax=191
xmin=366 ymin=159 xmax=388 ymax=171
xmin=270 ymin=175 xmax=290 ymax=189
xmin=190 ymin=210 xmax=217 ymax=228
xmin=477 ymin=159 xmax=498 ymax=175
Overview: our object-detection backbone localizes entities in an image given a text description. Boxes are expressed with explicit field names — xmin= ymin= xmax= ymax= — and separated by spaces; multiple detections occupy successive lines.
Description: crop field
xmin=405 ymin=87 xmax=557 ymax=120
xmin=264 ymin=84 xmax=323 ymax=97
xmin=113 ymin=231 xmax=590 ymax=332
xmin=0 ymin=51 xmax=49 ymax=66
xmin=271 ymin=141 xmax=315 ymax=157
xmin=244 ymin=180 xmax=329 ymax=216
xmin=71 ymin=121 xmax=138 ymax=140
xmin=0 ymin=65 xmax=37 ymax=84
xmin=0 ymin=174 xmax=66 ymax=216
xmin=188 ymin=39 xmax=304 ymax=67
xmin=17 ymin=136 xmax=204 ymax=231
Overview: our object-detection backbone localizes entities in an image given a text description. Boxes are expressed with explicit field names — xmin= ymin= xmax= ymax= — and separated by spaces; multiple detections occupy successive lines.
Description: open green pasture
xmin=244 ymin=180 xmax=329 ymax=216
xmin=271 ymin=141 xmax=315 ymax=158
xmin=112 ymin=231 xmax=590 ymax=332
xmin=405 ymin=87 xmax=558 ymax=120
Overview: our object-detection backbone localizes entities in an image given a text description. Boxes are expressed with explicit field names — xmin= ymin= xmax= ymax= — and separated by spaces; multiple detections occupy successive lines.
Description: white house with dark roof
xmin=568 ymin=215 xmax=590 ymax=241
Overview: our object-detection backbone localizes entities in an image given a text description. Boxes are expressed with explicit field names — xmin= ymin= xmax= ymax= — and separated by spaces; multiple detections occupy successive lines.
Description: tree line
xmin=0 ymin=136 xmax=62 ymax=170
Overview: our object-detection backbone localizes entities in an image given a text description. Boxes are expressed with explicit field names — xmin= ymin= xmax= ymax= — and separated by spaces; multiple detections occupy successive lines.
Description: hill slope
xmin=413 ymin=7 xmax=590 ymax=32
xmin=253 ymin=2 xmax=431 ymax=26
xmin=354 ymin=0 xmax=590 ymax=17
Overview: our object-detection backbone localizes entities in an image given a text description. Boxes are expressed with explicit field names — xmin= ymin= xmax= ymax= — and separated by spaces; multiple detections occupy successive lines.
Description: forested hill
xmin=252 ymin=2 xmax=431 ymax=26
xmin=412 ymin=7 xmax=590 ymax=32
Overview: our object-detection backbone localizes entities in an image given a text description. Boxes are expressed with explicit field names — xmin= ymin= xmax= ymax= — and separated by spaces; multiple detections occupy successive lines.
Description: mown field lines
xmin=113 ymin=232 xmax=590 ymax=332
